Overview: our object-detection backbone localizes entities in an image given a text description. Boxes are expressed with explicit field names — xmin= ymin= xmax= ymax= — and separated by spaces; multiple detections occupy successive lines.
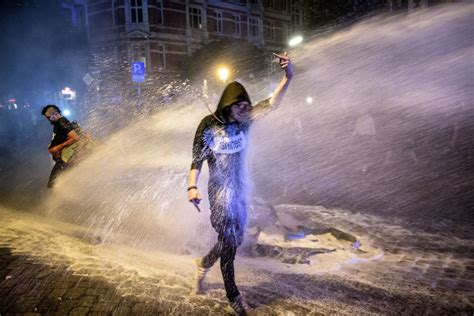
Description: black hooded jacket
xmin=191 ymin=82 xmax=249 ymax=174
xmin=191 ymin=82 xmax=270 ymax=185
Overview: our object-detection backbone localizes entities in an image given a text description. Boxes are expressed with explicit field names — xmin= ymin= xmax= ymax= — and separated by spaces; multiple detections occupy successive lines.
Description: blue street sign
xmin=132 ymin=61 xmax=145 ymax=83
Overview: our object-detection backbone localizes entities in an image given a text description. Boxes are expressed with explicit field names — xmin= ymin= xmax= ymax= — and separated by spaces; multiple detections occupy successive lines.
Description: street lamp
xmin=61 ymin=87 xmax=76 ymax=100
xmin=288 ymin=35 xmax=303 ymax=47
xmin=217 ymin=66 xmax=230 ymax=83
xmin=61 ymin=87 xmax=75 ymax=117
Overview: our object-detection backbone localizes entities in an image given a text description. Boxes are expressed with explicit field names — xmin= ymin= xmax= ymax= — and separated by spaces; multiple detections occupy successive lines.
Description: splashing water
xmin=43 ymin=4 xmax=473 ymax=256
xmin=251 ymin=4 xmax=473 ymax=233
xmin=0 ymin=5 xmax=472 ymax=314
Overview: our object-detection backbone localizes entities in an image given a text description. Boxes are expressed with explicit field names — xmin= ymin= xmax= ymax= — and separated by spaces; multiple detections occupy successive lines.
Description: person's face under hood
xmin=215 ymin=81 xmax=252 ymax=123
xmin=229 ymin=101 xmax=251 ymax=123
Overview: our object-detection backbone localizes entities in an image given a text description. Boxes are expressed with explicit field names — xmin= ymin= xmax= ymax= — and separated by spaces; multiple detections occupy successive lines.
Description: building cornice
xmin=124 ymin=29 xmax=151 ymax=38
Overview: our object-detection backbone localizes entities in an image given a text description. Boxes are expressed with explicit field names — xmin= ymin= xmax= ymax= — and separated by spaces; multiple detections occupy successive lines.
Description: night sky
xmin=0 ymin=0 xmax=87 ymax=100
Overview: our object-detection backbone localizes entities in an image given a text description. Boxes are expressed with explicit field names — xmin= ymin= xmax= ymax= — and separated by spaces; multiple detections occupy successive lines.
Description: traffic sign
xmin=82 ymin=73 xmax=93 ymax=86
xmin=132 ymin=61 xmax=145 ymax=83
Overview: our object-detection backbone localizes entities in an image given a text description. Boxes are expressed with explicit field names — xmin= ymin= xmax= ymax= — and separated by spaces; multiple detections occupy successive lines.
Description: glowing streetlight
xmin=62 ymin=86 xmax=72 ymax=94
xmin=288 ymin=35 xmax=303 ymax=47
xmin=61 ymin=87 xmax=76 ymax=100
xmin=217 ymin=66 xmax=230 ymax=83
xmin=61 ymin=87 xmax=76 ymax=117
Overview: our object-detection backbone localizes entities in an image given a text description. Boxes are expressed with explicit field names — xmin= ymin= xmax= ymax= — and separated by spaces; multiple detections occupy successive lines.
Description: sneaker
xmin=193 ymin=258 xmax=209 ymax=294
xmin=230 ymin=295 xmax=250 ymax=316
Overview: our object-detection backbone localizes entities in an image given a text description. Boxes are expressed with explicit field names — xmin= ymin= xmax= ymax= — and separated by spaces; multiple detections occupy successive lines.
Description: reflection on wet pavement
xmin=1 ymin=205 xmax=472 ymax=314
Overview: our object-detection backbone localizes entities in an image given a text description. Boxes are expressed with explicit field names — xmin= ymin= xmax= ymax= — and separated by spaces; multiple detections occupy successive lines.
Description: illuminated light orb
xmin=288 ymin=35 xmax=303 ymax=47
xmin=218 ymin=67 xmax=230 ymax=82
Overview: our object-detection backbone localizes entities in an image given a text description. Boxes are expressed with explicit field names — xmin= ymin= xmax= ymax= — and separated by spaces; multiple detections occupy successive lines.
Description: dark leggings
xmin=202 ymin=225 xmax=241 ymax=302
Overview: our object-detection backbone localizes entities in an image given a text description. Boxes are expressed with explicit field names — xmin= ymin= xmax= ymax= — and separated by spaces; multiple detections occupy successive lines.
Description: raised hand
xmin=273 ymin=52 xmax=293 ymax=78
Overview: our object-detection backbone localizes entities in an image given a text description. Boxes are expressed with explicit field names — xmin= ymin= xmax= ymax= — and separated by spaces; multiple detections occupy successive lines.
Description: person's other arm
xmin=187 ymin=168 xmax=202 ymax=205
xmin=48 ymin=130 xmax=80 ymax=159
xmin=187 ymin=119 xmax=208 ymax=207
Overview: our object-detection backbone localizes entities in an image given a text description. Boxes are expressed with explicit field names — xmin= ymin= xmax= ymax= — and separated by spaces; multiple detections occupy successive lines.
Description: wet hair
xmin=41 ymin=104 xmax=61 ymax=116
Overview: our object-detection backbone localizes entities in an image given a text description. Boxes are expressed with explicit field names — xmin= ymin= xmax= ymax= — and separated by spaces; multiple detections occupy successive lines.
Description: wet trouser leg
xmin=202 ymin=242 xmax=221 ymax=268
xmin=220 ymin=233 xmax=240 ymax=301
xmin=202 ymin=230 xmax=241 ymax=302
xmin=47 ymin=160 xmax=68 ymax=188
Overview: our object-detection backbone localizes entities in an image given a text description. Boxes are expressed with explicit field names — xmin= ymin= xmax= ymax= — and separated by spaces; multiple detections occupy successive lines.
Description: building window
xmin=291 ymin=5 xmax=302 ymax=29
xmin=269 ymin=21 xmax=275 ymax=40
xmin=233 ymin=14 xmax=241 ymax=35
xmin=130 ymin=0 xmax=144 ymax=23
xmin=249 ymin=17 xmax=259 ymax=37
xmin=214 ymin=11 xmax=223 ymax=33
xmin=150 ymin=0 xmax=163 ymax=25
xmin=189 ymin=6 xmax=202 ymax=29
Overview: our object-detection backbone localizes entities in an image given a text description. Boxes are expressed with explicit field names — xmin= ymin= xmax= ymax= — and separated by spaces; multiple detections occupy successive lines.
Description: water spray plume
xmin=0 ymin=4 xmax=471 ymax=314
xmin=38 ymin=4 xmax=472 ymax=282
xmin=41 ymin=5 xmax=472 ymax=252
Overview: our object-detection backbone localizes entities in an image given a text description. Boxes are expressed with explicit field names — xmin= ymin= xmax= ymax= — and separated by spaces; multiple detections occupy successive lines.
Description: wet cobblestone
xmin=1 ymin=206 xmax=473 ymax=315
xmin=0 ymin=248 xmax=175 ymax=315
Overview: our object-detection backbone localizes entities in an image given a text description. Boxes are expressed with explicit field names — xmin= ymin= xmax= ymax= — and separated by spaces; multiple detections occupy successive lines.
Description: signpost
xmin=132 ymin=62 xmax=145 ymax=108
xmin=132 ymin=61 xmax=145 ymax=83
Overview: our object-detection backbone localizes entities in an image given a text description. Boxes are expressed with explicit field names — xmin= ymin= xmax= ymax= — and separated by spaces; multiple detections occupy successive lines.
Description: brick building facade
xmin=83 ymin=0 xmax=302 ymax=74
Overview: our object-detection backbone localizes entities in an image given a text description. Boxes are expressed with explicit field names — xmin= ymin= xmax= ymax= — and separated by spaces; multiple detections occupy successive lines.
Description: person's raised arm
xmin=269 ymin=52 xmax=293 ymax=109
xmin=250 ymin=52 xmax=293 ymax=120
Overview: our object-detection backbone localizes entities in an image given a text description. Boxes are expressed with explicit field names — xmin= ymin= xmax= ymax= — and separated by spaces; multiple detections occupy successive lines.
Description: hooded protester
xmin=187 ymin=53 xmax=293 ymax=315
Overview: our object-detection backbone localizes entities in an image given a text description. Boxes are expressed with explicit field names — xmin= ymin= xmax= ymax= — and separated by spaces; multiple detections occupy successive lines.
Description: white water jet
xmin=43 ymin=4 xmax=473 ymax=254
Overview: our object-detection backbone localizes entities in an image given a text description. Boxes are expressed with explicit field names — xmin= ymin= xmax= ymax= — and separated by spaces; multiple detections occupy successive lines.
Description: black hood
xmin=215 ymin=81 xmax=251 ymax=122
